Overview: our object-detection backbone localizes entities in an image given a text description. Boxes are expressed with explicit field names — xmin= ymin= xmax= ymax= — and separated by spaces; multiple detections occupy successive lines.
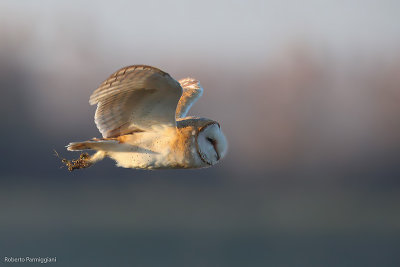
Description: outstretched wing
xmin=176 ymin=78 xmax=203 ymax=118
xmin=89 ymin=65 xmax=182 ymax=138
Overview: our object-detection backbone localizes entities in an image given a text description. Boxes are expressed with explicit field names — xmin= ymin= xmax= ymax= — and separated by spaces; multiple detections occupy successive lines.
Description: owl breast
xmin=105 ymin=126 xmax=203 ymax=169
xmin=104 ymin=116 xmax=226 ymax=169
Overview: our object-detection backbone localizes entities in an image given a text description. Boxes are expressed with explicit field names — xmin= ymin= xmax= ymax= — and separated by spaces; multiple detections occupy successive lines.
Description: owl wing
xmin=89 ymin=65 xmax=182 ymax=138
xmin=175 ymin=78 xmax=203 ymax=118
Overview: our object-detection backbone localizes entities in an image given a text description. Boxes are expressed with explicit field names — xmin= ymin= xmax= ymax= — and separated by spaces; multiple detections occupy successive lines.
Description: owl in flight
xmin=61 ymin=65 xmax=227 ymax=171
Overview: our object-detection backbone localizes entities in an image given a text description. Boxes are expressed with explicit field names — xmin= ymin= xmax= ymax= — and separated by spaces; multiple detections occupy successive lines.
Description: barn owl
xmin=61 ymin=65 xmax=227 ymax=171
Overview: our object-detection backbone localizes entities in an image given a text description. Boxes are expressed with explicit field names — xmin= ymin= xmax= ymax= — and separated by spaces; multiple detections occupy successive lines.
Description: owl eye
xmin=206 ymin=137 xmax=220 ymax=160
xmin=206 ymin=137 xmax=215 ymax=145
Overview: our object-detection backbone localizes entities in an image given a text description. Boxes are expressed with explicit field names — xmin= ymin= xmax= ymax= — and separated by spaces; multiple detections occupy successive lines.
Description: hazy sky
xmin=2 ymin=0 xmax=400 ymax=63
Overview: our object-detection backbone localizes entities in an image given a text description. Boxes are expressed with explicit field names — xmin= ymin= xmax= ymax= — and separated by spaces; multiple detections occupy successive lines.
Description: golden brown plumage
xmin=63 ymin=65 xmax=227 ymax=170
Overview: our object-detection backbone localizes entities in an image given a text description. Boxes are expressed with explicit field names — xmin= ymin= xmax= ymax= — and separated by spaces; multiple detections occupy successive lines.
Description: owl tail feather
xmin=66 ymin=139 xmax=118 ymax=151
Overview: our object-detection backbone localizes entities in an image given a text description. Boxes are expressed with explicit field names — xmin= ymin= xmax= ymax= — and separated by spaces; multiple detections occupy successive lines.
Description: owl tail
xmin=66 ymin=139 xmax=118 ymax=151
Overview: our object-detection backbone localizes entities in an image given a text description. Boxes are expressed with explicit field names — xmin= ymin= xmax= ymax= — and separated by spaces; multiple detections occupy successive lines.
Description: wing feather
xmin=176 ymin=78 xmax=203 ymax=118
xmin=90 ymin=65 xmax=182 ymax=138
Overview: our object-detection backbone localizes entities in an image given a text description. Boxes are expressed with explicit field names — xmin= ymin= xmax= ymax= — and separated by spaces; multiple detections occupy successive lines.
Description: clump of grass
xmin=53 ymin=150 xmax=92 ymax=171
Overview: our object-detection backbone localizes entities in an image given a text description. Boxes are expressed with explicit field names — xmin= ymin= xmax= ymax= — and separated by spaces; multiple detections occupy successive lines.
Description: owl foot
xmin=54 ymin=150 xmax=92 ymax=171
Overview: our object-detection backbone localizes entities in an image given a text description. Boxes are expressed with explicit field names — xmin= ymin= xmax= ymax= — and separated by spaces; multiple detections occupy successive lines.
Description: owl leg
xmin=89 ymin=151 xmax=106 ymax=164
xmin=54 ymin=150 xmax=105 ymax=171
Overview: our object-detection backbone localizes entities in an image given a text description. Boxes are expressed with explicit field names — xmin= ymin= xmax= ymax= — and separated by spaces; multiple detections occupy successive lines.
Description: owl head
xmin=177 ymin=117 xmax=227 ymax=167
xmin=196 ymin=121 xmax=228 ymax=166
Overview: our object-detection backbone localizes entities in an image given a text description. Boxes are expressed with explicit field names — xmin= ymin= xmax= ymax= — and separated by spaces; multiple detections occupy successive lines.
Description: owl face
xmin=196 ymin=122 xmax=227 ymax=166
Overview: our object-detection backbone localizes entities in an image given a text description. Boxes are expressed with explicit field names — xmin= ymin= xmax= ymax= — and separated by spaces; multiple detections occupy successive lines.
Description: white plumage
xmin=64 ymin=65 xmax=227 ymax=170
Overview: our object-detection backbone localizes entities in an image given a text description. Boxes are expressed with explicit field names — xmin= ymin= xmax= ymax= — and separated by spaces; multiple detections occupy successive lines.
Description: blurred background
xmin=1 ymin=0 xmax=400 ymax=266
